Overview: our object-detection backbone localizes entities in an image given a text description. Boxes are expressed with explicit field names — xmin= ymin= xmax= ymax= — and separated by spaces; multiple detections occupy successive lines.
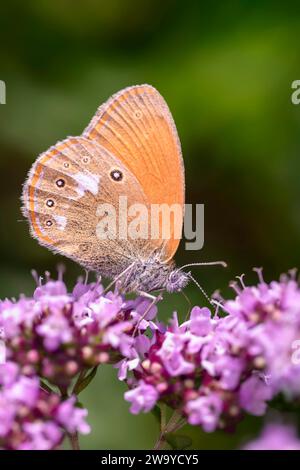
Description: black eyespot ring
xmin=110 ymin=169 xmax=123 ymax=181
xmin=46 ymin=220 xmax=53 ymax=227
xmin=56 ymin=178 xmax=65 ymax=188
xmin=63 ymin=162 xmax=69 ymax=168
xmin=46 ymin=199 xmax=54 ymax=208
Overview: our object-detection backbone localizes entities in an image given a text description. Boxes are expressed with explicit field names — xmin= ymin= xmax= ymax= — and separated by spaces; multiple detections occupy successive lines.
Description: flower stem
xmin=154 ymin=432 xmax=167 ymax=450
xmin=68 ymin=431 xmax=80 ymax=450
xmin=154 ymin=409 xmax=186 ymax=450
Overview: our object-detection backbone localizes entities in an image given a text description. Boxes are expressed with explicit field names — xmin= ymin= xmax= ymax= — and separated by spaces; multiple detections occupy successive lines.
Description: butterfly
xmin=22 ymin=84 xmax=224 ymax=297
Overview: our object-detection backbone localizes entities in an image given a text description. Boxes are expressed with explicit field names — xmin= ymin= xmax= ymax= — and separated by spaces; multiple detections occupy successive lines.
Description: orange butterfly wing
xmin=83 ymin=84 xmax=185 ymax=261
xmin=22 ymin=136 xmax=155 ymax=276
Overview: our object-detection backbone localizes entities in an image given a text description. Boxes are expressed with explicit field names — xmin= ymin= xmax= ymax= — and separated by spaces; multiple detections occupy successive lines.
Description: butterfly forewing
xmin=83 ymin=84 xmax=185 ymax=260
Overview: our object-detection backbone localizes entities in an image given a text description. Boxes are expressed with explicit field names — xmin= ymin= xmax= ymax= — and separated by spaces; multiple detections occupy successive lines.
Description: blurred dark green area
xmin=0 ymin=0 xmax=300 ymax=449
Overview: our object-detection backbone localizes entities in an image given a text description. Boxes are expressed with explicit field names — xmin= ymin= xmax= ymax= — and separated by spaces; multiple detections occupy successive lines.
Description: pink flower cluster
xmin=2 ymin=267 xmax=300 ymax=448
xmin=0 ymin=274 xmax=155 ymax=389
xmin=123 ymin=271 xmax=300 ymax=432
xmin=0 ymin=271 xmax=156 ymax=449
xmin=0 ymin=362 xmax=90 ymax=450
xmin=242 ymin=423 xmax=300 ymax=450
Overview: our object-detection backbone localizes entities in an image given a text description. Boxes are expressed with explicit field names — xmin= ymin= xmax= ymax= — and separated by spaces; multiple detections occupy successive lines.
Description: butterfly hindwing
xmin=22 ymin=136 xmax=154 ymax=276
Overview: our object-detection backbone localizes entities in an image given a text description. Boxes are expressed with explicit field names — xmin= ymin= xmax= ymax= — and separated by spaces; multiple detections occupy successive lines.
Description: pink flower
xmin=239 ymin=375 xmax=272 ymax=416
xmin=243 ymin=423 xmax=300 ymax=450
xmin=36 ymin=313 xmax=73 ymax=351
xmin=8 ymin=375 xmax=39 ymax=407
xmin=56 ymin=397 xmax=90 ymax=434
xmin=19 ymin=422 xmax=62 ymax=450
xmin=185 ymin=394 xmax=223 ymax=432
xmin=121 ymin=270 xmax=300 ymax=433
xmin=0 ymin=363 xmax=90 ymax=450
xmin=189 ymin=307 xmax=213 ymax=336
xmin=157 ymin=333 xmax=195 ymax=377
xmin=0 ymin=271 xmax=151 ymax=389
xmin=125 ymin=381 xmax=158 ymax=414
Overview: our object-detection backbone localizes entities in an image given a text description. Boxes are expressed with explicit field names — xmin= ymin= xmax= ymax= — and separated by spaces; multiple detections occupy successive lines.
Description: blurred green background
xmin=1 ymin=0 xmax=300 ymax=449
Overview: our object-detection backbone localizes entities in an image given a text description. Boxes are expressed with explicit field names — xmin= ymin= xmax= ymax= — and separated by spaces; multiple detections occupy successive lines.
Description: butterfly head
xmin=165 ymin=268 xmax=190 ymax=293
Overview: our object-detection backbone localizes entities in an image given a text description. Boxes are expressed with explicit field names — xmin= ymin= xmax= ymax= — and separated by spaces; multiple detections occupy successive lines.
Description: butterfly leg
xmin=137 ymin=291 xmax=157 ymax=301
xmin=132 ymin=290 xmax=163 ymax=336
xmin=84 ymin=269 xmax=90 ymax=285
xmin=104 ymin=262 xmax=136 ymax=293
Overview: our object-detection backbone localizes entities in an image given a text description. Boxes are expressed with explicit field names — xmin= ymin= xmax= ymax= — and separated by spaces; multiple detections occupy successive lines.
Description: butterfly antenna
xmin=178 ymin=261 xmax=227 ymax=272
xmin=187 ymin=272 xmax=214 ymax=306
xmin=132 ymin=292 xmax=163 ymax=337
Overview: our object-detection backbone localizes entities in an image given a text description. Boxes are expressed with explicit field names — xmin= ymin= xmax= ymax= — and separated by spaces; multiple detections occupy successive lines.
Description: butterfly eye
xmin=46 ymin=199 xmax=54 ymax=208
xmin=110 ymin=169 xmax=123 ymax=181
xmin=45 ymin=220 xmax=53 ymax=227
xmin=56 ymin=178 xmax=65 ymax=188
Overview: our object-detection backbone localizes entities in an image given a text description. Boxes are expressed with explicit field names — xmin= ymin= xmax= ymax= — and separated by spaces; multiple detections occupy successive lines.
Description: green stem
xmin=154 ymin=409 xmax=186 ymax=450
xmin=68 ymin=431 xmax=80 ymax=450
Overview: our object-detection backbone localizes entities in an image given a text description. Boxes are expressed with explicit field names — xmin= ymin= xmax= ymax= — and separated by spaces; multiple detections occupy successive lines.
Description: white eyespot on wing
xmin=54 ymin=215 xmax=67 ymax=231
xmin=73 ymin=172 xmax=100 ymax=197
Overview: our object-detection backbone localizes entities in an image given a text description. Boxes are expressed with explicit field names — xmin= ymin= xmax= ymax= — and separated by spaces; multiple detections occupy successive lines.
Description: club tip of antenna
xmin=215 ymin=261 xmax=228 ymax=268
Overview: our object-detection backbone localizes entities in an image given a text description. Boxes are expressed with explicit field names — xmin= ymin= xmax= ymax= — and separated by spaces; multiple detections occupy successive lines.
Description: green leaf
xmin=151 ymin=405 xmax=161 ymax=424
xmin=165 ymin=433 xmax=192 ymax=450
xmin=40 ymin=379 xmax=56 ymax=394
xmin=73 ymin=366 xmax=98 ymax=395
